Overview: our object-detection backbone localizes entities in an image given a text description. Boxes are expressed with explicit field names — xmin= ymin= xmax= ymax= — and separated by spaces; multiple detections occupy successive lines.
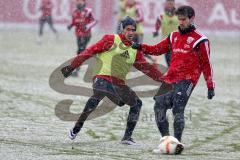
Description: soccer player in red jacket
xmin=61 ymin=16 xmax=163 ymax=145
xmin=38 ymin=0 xmax=58 ymax=43
xmin=68 ymin=0 xmax=97 ymax=55
xmin=132 ymin=6 xmax=215 ymax=152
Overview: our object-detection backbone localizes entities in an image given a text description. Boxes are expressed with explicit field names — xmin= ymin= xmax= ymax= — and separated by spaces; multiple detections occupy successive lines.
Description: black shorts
xmin=92 ymin=77 xmax=140 ymax=106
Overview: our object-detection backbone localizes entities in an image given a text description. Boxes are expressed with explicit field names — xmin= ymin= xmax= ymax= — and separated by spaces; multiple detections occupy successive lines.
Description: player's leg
xmin=154 ymin=83 xmax=174 ymax=137
xmin=47 ymin=16 xmax=58 ymax=34
xmin=71 ymin=94 xmax=105 ymax=137
xmin=39 ymin=18 xmax=45 ymax=36
xmin=77 ymin=35 xmax=91 ymax=54
xmin=172 ymin=80 xmax=194 ymax=142
xmin=38 ymin=18 xmax=45 ymax=43
xmin=69 ymin=78 xmax=109 ymax=139
xmin=116 ymin=85 xmax=142 ymax=144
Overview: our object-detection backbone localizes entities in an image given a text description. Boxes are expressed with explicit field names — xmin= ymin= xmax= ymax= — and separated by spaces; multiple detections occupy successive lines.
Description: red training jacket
xmin=69 ymin=8 xmax=97 ymax=37
xmin=40 ymin=0 xmax=52 ymax=18
xmin=140 ymin=29 xmax=215 ymax=89
xmin=71 ymin=33 xmax=163 ymax=85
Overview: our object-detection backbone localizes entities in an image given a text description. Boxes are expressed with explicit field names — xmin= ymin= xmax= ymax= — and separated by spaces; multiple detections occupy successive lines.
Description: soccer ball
xmin=152 ymin=136 xmax=184 ymax=155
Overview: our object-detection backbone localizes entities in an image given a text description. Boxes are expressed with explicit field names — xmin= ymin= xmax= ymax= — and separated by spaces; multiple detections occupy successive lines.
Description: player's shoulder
xmin=103 ymin=34 xmax=114 ymax=38
xmin=169 ymin=29 xmax=180 ymax=37
xmin=159 ymin=13 xmax=164 ymax=20
xmin=84 ymin=7 xmax=93 ymax=14
xmin=135 ymin=3 xmax=142 ymax=9
xmin=191 ymin=30 xmax=209 ymax=48
xmin=192 ymin=29 xmax=208 ymax=40
xmin=101 ymin=34 xmax=115 ymax=42
xmin=73 ymin=9 xmax=80 ymax=15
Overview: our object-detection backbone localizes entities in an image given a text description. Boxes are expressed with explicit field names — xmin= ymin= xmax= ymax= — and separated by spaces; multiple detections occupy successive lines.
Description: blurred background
xmin=0 ymin=0 xmax=239 ymax=34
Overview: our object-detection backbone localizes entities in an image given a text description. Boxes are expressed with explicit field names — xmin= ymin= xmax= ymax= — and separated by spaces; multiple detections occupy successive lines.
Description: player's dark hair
xmin=175 ymin=5 xmax=195 ymax=18
xmin=121 ymin=16 xmax=137 ymax=30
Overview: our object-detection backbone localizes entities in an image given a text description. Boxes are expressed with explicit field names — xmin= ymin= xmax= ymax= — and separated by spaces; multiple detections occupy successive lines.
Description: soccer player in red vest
xmin=61 ymin=16 xmax=163 ymax=145
xmin=132 ymin=6 xmax=215 ymax=153
xmin=38 ymin=0 xmax=58 ymax=43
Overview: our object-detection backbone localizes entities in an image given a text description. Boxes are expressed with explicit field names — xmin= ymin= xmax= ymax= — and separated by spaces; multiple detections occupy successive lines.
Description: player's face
xmin=164 ymin=1 xmax=175 ymax=10
xmin=76 ymin=0 xmax=85 ymax=6
xmin=178 ymin=15 xmax=194 ymax=29
xmin=122 ymin=25 xmax=136 ymax=41
xmin=126 ymin=0 xmax=135 ymax=6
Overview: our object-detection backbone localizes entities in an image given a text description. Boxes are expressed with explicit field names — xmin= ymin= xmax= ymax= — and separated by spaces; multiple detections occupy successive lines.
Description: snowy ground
xmin=0 ymin=29 xmax=240 ymax=160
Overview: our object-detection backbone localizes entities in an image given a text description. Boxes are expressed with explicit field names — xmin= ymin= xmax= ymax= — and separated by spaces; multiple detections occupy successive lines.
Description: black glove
xmin=132 ymin=43 xmax=141 ymax=50
xmin=207 ymin=88 xmax=215 ymax=99
xmin=153 ymin=31 xmax=159 ymax=37
xmin=67 ymin=25 xmax=72 ymax=30
xmin=61 ymin=65 xmax=74 ymax=78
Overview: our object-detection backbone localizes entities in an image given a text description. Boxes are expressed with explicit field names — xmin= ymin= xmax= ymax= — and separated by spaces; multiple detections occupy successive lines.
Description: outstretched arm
xmin=61 ymin=35 xmax=114 ymax=78
xmin=71 ymin=35 xmax=114 ymax=68
xmin=133 ymin=36 xmax=171 ymax=56
xmin=85 ymin=10 xmax=97 ymax=31
xmin=133 ymin=51 xmax=163 ymax=82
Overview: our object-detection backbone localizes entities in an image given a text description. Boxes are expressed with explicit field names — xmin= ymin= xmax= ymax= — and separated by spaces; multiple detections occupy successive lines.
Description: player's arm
xmin=39 ymin=3 xmax=44 ymax=11
xmin=61 ymin=35 xmax=114 ymax=77
xmin=133 ymin=51 xmax=163 ymax=82
xmin=48 ymin=2 xmax=53 ymax=9
xmin=153 ymin=17 xmax=161 ymax=37
xmin=67 ymin=13 xmax=75 ymax=30
xmin=135 ymin=6 xmax=144 ymax=23
xmin=85 ymin=10 xmax=97 ymax=31
xmin=198 ymin=40 xmax=215 ymax=99
xmin=132 ymin=36 xmax=171 ymax=56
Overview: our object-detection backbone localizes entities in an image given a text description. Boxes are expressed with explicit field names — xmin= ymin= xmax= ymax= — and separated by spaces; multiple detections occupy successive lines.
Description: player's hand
xmin=84 ymin=25 xmax=91 ymax=32
xmin=67 ymin=25 xmax=72 ymax=30
xmin=207 ymin=88 xmax=215 ymax=99
xmin=153 ymin=31 xmax=159 ymax=37
xmin=132 ymin=43 xmax=141 ymax=50
xmin=61 ymin=65 xmax=74 ymax=78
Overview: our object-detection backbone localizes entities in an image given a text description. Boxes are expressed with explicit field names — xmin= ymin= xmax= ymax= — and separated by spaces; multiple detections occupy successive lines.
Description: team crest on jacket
xmin=187 ymin=37 xmax=194 ymax=44
xmin=174 ymin=37 xmax=178 ymax=43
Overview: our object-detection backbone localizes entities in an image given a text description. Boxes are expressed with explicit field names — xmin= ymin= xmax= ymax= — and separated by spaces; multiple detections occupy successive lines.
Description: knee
xmin=173 ymin=93 xmax=188 ymax=114
xmin=154 ymin=96 xmax=165 ymax=113
xmin=173 ymin=113 xmax=185 ymax=124
xmin=128 ymin=99 xmax=142 ymax=122
xmin=135 ymin=99 xmax=142 ymax=109
xmin=131 ymin=99 xmax=142 ymax=113
xmin=135 ymin=99 xmax=142 ymax=110
xmin=118 ymin=101 xmax=125 ymax=107
xmin=136 ymin=99 xmax=142 ymax=106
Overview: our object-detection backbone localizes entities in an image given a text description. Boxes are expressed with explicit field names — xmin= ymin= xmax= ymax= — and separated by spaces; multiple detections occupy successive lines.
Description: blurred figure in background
xmin=123 ymin=0 xmax=156 ymax=63
xmin=116 ymin=0 xmax=126 ymax=33
xmin=67 ymin=0 xmax=97 ymax=76
xmin=153 ymin=0 xmax=178 ymax=67
xmin=38 ymin=0 xmax=58 ymax=44
xmin=124 ymin=0 xmax=144 ymax=43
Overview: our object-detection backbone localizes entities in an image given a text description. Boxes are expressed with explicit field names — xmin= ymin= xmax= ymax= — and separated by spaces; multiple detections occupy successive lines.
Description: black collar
xmin=178 ymin=25 xmax=196 ymax=34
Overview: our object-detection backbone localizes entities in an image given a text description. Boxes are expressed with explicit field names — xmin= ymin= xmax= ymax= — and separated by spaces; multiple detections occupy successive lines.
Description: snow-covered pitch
xmin=0 ymin=29 xmax=239 ymax=160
